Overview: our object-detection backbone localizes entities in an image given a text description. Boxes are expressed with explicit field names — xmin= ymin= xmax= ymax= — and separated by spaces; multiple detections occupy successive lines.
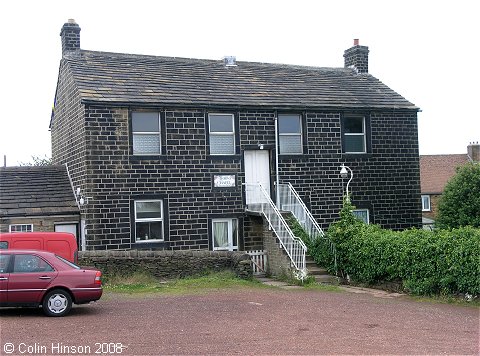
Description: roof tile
xmin=0 ymin=165 xmax=79 ymax=217
xmin=420 ymin=155 xmax=469 ymax=193
xmin=63 ymin=50 xmax=418 ymax=110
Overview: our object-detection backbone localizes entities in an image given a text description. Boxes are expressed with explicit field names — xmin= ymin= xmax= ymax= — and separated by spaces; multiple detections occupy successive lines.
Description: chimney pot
xmin=354 ymin=39 xmax=359 ymax=46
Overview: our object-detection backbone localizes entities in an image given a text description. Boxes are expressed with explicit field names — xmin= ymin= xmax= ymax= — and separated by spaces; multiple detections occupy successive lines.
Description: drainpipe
xmin=275 ymin=116 xmax=280 ymax=208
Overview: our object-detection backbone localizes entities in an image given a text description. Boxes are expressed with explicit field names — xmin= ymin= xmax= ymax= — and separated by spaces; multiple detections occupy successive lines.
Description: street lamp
xmin=340 ymin=164 xmax=353 ymax=201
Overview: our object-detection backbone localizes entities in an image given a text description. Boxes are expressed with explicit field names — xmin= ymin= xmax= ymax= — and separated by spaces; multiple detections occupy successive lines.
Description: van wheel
xmin=42 ymin=289 xmax=72 ymax=317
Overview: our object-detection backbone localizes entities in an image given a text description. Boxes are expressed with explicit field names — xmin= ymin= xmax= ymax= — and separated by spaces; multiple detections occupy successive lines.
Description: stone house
xmin=0 ymin=165 xmax=80 ymax=239
xmin=51 ymin=20 xmax=422 ymax=270
xmin=420 ymin=143 xmax=479 ymax=228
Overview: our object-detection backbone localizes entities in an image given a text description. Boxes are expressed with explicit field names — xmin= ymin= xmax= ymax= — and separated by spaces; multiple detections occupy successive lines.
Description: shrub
xmin=310 ymin=203 xmax=480 ymax=296
xmin=436 ymin=163 xmax=480 ymax=229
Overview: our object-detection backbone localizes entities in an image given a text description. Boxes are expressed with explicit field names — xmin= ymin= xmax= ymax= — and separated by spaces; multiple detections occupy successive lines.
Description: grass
xmin=410 ymin=294 xmax=480 ymax=308
xmin=103 ymin=270 xmax=263 ymax=295
xmin=103 ymin=269 xmax=344 ymax=296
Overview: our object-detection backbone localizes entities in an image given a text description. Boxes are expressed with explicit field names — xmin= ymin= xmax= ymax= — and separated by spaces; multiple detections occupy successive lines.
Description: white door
xmin=244 ymin=150 xmax=270 ymax=204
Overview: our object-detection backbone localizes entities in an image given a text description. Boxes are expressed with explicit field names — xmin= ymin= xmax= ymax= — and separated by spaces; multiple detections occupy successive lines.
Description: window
xmin=212 ymin=218 xmax=238 ymax=251
xmin=278 ymin=114 xmax=303 ymax=154
xmin=344 ymin=116 xmax=366 ymax=153
xmin=421 ymin=195 xmax=431 ymax=211
xmin=134 ymin=200 xmax=164 ymax=242
xmin=0 ymin=254 xmax=11 ymax=273
xmin=9 ymin=224 xmax=33 ymax=233
xmin=353 ymin=209 xmax=369 ymax=224
xmin=13 ymin=254 xmax=54 ymax=273
xmin=132 ymin=112 xmax=161 ymax=155
xmin=209 ymin=114 xmax=235 ymax=155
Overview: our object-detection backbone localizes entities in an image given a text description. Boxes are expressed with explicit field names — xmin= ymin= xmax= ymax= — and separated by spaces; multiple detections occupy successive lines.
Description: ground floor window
xmin=9 ymin=224 xmax=33 ymax=232
xmin=353 ymin=209 xmax=369 ymax=224
xmin=134 ymin=200 xmax=163 ymax=242
xmin=212 ymin=218 xmax=238 ymax=251
xmin=421 ymin=195 xmax=431 ymax=211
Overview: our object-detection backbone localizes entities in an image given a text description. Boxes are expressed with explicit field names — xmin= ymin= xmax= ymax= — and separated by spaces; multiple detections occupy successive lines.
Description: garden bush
xmin=309 ymin=201 xmax=480 ymax=296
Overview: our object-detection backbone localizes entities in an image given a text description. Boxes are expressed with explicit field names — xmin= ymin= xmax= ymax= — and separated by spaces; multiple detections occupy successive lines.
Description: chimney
xmin=60 ymin=19 xmax=81 ymax=56
xmin=344 ymin=38 xmax=369 ymax=74
xmin=467 ymin=142 xmax=480 ymax=162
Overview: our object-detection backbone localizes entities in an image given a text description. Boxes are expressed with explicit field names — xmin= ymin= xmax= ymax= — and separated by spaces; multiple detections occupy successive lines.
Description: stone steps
xmin=306 ymin=255 xmax=339 ymax=285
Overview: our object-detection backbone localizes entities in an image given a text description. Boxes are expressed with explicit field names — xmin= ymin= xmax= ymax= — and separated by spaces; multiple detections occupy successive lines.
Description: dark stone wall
xmin=344 ymin=45 xmax=369 ymax=73
xmin=54 ymin=102 xmax=421 ymax=250
xmin=50 ymin=60 xmax=88 ymax=223
xmin=78 ymin=250 xmax=252 ymax=280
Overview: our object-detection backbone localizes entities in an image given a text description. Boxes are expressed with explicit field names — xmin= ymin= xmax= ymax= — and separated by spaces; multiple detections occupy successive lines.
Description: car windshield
xmin=55 ymin=255 xmax=81 ymax=269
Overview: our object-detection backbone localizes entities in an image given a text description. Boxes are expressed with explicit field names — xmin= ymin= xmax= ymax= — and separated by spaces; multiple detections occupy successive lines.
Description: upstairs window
xmin=134 ymin=200 xmax=164 ymax=242
xmin=421 ymin=195 xmax=431 ymax=211
xmin=209 ymin=114 xmax=235 ymax=155
xmin=278 ymin=114 xmax=303 ymax=154
xmin=132 ymin=112 xmax=161 ymax=155
xmin=344 ymin=116 xmax=366 ymax=153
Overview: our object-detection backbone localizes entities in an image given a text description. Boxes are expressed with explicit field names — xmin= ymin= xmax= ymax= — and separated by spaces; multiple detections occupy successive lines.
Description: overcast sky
xmin=1 ymin=0 xmax=478 ymax=166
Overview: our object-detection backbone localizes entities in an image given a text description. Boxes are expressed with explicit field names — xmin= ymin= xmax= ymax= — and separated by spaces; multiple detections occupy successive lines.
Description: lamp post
xmin=340 ymin=164 xmax=353 ymax=202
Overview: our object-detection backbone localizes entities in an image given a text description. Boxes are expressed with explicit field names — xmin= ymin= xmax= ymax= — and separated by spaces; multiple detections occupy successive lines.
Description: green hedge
xmin=309 ymin=202 xmax=480 ymax=296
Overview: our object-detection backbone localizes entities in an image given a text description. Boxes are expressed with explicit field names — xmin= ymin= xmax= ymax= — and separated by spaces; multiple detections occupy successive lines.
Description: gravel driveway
xmin=1 ymin=287 xmax=478 ymax=355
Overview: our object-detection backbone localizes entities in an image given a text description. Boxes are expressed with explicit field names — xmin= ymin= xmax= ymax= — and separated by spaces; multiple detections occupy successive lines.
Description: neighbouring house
xmin=420 ymin=142 xmax=479 ymax=228
xmin=50 ymin=20 xmax=422 ymax=274
xmin=0 ymin=165 xmax=80 ymax=241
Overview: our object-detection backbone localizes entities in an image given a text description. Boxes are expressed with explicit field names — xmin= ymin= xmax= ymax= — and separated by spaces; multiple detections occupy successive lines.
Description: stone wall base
xmin=78 ymin=250 xmax=253 ymax=280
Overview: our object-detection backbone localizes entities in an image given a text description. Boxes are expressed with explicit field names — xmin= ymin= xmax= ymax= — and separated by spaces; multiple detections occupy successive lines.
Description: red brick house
xmin=420 ymin=143 xmax=479 ymax=228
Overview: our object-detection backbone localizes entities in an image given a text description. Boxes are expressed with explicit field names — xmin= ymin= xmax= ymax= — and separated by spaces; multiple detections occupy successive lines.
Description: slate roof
xmin=0 ymin=165 xmax=79 ymax=217
xmin=420 ymin=154 xmax=469 ymax=194
xmin=61 ymin=50 xmax=418 ymax=110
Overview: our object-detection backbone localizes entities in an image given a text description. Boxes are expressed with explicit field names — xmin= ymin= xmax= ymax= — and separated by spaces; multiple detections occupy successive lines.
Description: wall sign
xmin=213 ymin=174 xmax=236 ymax=188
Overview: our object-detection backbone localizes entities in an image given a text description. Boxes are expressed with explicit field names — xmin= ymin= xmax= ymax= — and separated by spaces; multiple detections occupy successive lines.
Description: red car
xmin=0 ymin=249 xmax=102 ymax=316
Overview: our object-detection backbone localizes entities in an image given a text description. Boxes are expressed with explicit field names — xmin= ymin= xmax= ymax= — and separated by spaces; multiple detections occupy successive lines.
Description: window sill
xmin=208 ymin=155 xmax=241 ymax=161
xmin=133 ymin=241 xmax=170 ymax=250
xmin=130 ymin=155 xmax=167 ymax=161
xmin=279 ymin=153 xmax=305 ymax=160
xmin=342 ymin=153 xmax=372 ymax=159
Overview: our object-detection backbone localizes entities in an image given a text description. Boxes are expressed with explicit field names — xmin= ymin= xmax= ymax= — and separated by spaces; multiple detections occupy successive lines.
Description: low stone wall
xmin=78 ymin=250 xmax=253 ymax=280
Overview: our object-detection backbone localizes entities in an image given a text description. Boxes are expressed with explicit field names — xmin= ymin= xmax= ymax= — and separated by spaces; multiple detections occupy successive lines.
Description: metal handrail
xmin=278 ymin=182 xmax=338 ymax=274
xmin=244 ymin=183 xmax=307 ymax=272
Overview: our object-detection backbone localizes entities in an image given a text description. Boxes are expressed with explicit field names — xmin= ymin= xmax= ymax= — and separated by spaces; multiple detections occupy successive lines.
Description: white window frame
xmin=278 ymin=114 xmax=303 ymax=155
xmin=208 ymin=113 xmax=235 ymax=155
xmin=212 ymin=218 xmax=238 ymax=251
xmin=134 ymin=200 xmax=164 ymax=242
xmin=9 ymin=224 xmax=33 ymax=233
xmin=132 ymin=112 xmax=162 ymax=155
xmin=421 ymin=195 xmax=431 ymax=212
xmin=353 ymin=209 xmax=369 ymax=224
xmin=344 ymin=116 xmax=367 ymax=154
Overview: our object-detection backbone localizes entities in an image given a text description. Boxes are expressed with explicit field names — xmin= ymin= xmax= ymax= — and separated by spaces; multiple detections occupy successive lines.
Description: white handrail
xmin=278 ymin=182 xmax=338 ymax=274
xmin=244 ymin=183 xmax=307 ymax=272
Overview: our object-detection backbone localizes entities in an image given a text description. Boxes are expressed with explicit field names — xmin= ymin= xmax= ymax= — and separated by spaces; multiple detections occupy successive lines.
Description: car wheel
xmin=42 ymin=289 xmax=72 ymax=317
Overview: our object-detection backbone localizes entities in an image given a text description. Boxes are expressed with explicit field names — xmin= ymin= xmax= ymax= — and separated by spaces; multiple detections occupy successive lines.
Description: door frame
xmin=243 ymin=149 xmax=273 ymax=204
